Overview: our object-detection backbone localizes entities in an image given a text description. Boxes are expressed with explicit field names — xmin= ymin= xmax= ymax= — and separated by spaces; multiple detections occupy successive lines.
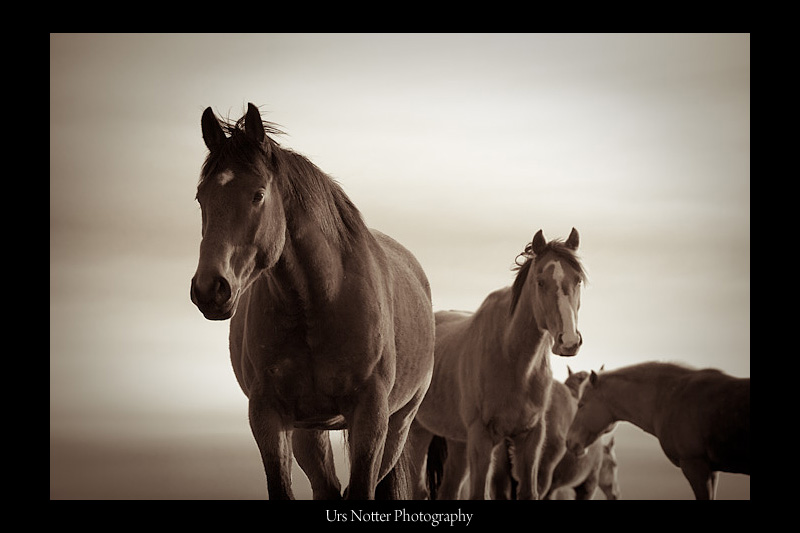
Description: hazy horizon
xmin=51 ymin=33 xmax=749 ymax=500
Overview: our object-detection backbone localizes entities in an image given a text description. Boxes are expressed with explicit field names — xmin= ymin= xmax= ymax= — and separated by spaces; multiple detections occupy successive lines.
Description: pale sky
xmin=50 ymin=33 xmax=749 ymax=500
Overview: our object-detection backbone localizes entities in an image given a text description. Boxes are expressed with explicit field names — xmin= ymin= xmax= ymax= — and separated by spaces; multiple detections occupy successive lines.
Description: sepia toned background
xmin=50 ymin=33 xmax=749 ymax=500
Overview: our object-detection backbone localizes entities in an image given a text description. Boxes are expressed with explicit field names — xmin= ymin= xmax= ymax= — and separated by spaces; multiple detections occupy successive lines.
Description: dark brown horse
xmin=191 ymin=103 xmax=435 ymax=499
xmin=567 ymin=362 xmax=750 ymax=499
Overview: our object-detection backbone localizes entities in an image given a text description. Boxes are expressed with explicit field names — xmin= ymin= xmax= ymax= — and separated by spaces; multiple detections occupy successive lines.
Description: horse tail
xmin=426 ymin=435 xmax=448 ymax=500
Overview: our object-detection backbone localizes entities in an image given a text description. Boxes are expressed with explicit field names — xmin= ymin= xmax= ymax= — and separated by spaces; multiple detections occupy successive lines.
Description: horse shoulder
xmin=546 ymin=381 xmax=577 ymax=441
xmin=369 ymin=229 xmax=431 ymax=296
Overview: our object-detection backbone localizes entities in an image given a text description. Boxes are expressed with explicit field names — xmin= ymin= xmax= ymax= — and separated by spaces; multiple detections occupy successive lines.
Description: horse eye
xmin=252 ymin=191 xmax=265 ymax=204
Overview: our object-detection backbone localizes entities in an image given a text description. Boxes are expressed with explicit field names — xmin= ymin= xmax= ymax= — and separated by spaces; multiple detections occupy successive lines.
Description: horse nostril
xmin=213 ymin=276 xmax=231 ymax=305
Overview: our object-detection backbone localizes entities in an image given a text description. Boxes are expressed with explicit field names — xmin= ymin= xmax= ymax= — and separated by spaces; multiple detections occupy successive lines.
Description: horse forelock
xmin=509 ymin=239 xmax=586 ymax=314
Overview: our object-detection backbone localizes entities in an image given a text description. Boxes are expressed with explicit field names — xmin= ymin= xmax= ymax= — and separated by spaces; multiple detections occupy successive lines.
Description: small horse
xmin=190 ymin=104 xmax=435 ymax=499
xmin=566 ymin=362 xmax=750 ymax=500
xmin=546 ymin=437 xmax=620 ymax=500
xmin=407 ymin=229 xmax=586 ymax=499
xmin=487 ymin=367 xmax=617 ymax=500
xmin=541 ymin=367 xmax=619 ymax=500
xmin=597 ymin=437 xmax=621 ymax=500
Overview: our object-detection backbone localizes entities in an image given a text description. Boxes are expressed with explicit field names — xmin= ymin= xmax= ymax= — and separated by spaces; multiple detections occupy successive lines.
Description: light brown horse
xmin=544 ymin=366 xmax=619 ymax=500
xmin=546 ymin=437 xmax=620 ymax=500
xmin=485 ymin=366 xmax=617 ymax=500
xmin=566 ymin=362 xmax=750 ymax=500
xmin=407 ymin=229 xmax=586 ymax=499
xmin=191 ymin=103 xmax=435 ymax=499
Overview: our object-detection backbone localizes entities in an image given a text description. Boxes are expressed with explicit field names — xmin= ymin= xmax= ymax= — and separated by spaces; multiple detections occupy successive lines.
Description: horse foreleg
xmin=512 ymin=423 xmax=546 ymax=500
xmin=679 ymin=457 xmax=717 ymax=500
xmin=249 ymin=400 xmax=294 ymax=500
xmin=488 ymin=440 xmax=514 ymax=499
xmin=292 ymin=429 xmax=342 ymax=500
xmin=536 ymin=435 xmax=566 ymax=498
xmin=574 ymin=470 xmax=599 ymax=500
xmin=345 ymin=380 xmax=389 ymax=500
xmin=439 ymin=439 xmax=468 ymax=499
xmin=466 ymin=421 xmax=494 ymax=499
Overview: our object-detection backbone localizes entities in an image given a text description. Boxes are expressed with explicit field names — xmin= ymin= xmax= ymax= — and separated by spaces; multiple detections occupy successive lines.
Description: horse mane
xmin=509 ymin=238 xmax=587 ymax=314
xmin=602 ymin=361 xmax=710 ymax=385
xmin=199 ymin=113 xmax=367 ymax=249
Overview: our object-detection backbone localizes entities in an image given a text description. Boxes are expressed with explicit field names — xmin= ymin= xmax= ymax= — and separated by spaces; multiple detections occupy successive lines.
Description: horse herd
xmin=190 ymin=104 xmax=750 ymax=501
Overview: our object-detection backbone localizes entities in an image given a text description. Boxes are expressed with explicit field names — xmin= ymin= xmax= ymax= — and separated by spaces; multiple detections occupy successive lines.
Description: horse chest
xmin=235 ymin=312 xmax=385 ymax=421
xmin=480 ymin=374 xmax=551 ymax=438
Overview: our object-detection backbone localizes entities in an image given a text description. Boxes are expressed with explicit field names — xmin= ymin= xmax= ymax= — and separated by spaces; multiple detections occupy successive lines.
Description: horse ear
xmin=566 ymin=227 xmax=580 ymax=250
xmin=590 ymin=370 xmax=598 ymax=385
xmin=567 ymin=366 xmax=573 ymax=376
xmin=201 ymin=107 xmax=226 ymax=152
xmin=245 ymin=103 xmax=265 ymax=144
xmin=531 ymin=229 xmax=546 ymax=255
xmin=599 ymin=364 xmax=605 ymax=372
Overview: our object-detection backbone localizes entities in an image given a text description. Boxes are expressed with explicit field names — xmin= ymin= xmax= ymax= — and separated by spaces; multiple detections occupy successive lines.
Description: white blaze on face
xmin=546 ymin=260 xmax=580 ymax=347
xmin=217 ymin=170 xmax=235 ymax=186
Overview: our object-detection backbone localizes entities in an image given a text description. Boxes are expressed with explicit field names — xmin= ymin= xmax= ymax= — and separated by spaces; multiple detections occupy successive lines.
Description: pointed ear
xmin=245 ymin=103 xmax=265 ymax=144
xmin=566 ymin=227 xmax=579 ymax=250
xmin=531 ymin=229 xmax=546 ymax=255
xmin=567 ymin=366 xmax=573 ymax=376
xmin=590 ymin=370 xmax=599 ymax=385
xmin=201 ymin=107 xmax=226 ymax=152
xmin=599 ymin=364 xmax=605 ymax=372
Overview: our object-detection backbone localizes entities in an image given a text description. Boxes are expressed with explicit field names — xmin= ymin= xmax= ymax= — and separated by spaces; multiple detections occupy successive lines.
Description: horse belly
xmin=414 ymin=351 xmax=469 ymax=441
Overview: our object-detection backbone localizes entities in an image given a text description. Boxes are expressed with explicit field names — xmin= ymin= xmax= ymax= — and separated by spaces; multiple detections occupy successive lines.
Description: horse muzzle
xmin=553 ymin=331 xmax=582 ymax=357
xmin=190 ymin=274 xmax=238 ymax=320
xmin=566 ymin=438 xmax=587 ymax=457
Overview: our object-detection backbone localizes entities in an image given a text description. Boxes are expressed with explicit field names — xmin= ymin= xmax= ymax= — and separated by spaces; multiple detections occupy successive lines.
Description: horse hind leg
xmin=374 ymin=383 xmax=431 ymax=500
xmin=292 ymin=429 xmax=342 ymax=500
xmin=405 ymin=419 xmax=436 ymax=499
xmin=438 ymin=439 xmax=468 ymax=499
xmin=679 ymin=458 xmax=717 ymax=500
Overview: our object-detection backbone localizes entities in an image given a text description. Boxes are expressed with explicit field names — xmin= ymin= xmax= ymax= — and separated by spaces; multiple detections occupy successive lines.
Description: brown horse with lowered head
xmin=191 ymin=104 xmax=435 ymax=499
xmin=566 ymin=362 xmax=750 ymax=499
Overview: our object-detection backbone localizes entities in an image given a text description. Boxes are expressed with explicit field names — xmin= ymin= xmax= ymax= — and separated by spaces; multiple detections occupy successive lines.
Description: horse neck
xmin=274 ymin=214 xmax=349 ymax=307
xmin=601 ymin=372 xmax=663 ymax=436
xmin=501 ymin=286 xmax=552 ymax=375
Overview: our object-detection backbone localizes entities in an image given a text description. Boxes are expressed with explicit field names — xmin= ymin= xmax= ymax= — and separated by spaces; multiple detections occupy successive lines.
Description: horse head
xmin=566 ymin=369 xmax=617 ymax=456
xmin=191 ymin=103 xmax=287 ymax=320
xmin=514 ymin=228 xmax=585 ymax=356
